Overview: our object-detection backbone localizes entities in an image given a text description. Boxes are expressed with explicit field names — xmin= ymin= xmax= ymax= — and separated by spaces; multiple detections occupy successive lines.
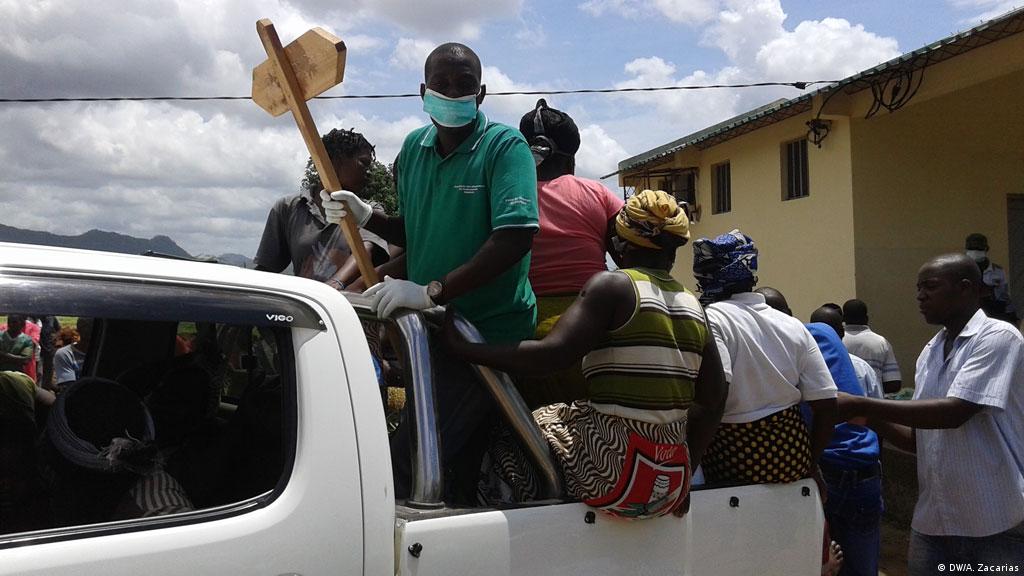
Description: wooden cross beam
xmin=253 ymin=18 xmax=380 ymax=287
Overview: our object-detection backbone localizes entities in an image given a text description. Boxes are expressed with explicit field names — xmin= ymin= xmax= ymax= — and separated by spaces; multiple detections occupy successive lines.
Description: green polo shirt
xmin=397 ymin=111 xmax=538 ymax=344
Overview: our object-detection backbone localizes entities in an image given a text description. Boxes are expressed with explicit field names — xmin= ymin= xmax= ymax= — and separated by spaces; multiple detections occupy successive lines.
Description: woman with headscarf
xmin=445 ymin=190 xmax=727 ymax=519
xmin=691 ymin=230 xmax=838 ymax=486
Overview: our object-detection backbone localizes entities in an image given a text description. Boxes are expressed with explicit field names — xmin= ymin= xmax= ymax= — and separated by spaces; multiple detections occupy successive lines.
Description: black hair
xmin=964 ymin=232 xmax=988 ymax=250
xmin=301 ymin=128 xmax=374 ymax=192
xmin=424 ymin=43 xmax=482 ymax=80
xmin=842 ymin=299 xmax=869 ymax=324
xmin=821 ymin=302 xmax=843 ymax=317
xmin=810 ymin=306 xmax=844 ymax=334
xmin=519 ymin=99 xmax=581 ymax=156
xmin=927 ymin=253 xmax=984 ymax=286
xmin=755 ymin=287 xmax=792 ymax=316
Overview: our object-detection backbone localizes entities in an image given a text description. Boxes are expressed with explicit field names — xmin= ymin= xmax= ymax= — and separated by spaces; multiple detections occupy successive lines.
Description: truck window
xmin=0 ymin=274 xmax=313 ymax=545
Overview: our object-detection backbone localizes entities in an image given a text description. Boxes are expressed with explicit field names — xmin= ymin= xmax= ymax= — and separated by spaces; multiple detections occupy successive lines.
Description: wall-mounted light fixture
xmin=806 ymin=118 xmax=832 ymax=148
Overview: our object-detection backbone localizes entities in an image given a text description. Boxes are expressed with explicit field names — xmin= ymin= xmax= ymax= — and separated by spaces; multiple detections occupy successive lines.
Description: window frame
xmin=782 ymin=138 xmax=810 ymax=201
xmin=711 ymin=161 xmax=732 ymax=214
xmin=0 ymin=272 xmax=303 ymax=549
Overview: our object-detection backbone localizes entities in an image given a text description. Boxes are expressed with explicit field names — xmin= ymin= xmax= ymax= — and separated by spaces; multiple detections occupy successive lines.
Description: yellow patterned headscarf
xmin=615 ymin=189 xmax=690 ymax=249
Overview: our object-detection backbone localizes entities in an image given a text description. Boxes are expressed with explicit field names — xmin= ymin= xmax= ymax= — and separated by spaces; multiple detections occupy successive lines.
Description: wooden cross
xmin=252 ymin=18 xmax=380 ymax=286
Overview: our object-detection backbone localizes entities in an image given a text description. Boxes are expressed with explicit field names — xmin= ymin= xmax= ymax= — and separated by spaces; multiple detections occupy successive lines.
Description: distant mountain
xmin=199 ymin=252 xmax=256 ymax=269
xmin=0 ymin=224 xmax=252 ymax=267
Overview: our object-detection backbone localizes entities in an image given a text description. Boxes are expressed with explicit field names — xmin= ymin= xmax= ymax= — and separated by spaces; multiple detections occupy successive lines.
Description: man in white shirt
xmin=839 ymin=254 xmax=1024 ymax=574
xmin=842 ymin=299 xmax=902 ymax=395
xmin=812 ymin=306 xmax=884 ymax=400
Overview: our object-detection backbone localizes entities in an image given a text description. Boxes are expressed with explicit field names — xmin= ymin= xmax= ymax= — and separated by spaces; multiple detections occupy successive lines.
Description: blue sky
xmin=0 ymin=0 xmax=1016 ymax=256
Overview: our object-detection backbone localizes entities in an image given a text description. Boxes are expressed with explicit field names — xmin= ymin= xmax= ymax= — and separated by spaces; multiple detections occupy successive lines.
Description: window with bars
xmin=712 ymin=162 xmax=731 ymax=214
xmin=782 ymin=139 xmax=809 ymax=200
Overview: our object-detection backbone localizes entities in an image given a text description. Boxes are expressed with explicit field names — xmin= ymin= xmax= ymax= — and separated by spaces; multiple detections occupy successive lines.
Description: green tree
xmin=365 ymin=160 xmax=398 ymax=215
xmin=301 ymin=158 xmax=397 ymax=215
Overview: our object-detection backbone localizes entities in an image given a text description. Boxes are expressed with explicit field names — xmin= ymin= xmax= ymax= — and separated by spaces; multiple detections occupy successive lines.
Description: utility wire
xmin=0 ymin=80 xmax=839 ymax=104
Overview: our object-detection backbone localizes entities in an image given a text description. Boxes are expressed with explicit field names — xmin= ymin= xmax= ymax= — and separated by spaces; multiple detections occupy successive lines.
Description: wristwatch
xmin=427 ymin=280 xmax=444 ymax=305
xmin=326 ymin=278 xmax=345 ymax=291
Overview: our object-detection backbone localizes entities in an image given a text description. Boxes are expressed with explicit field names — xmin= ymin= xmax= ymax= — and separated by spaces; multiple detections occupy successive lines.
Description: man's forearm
xmin=843 ymin=395 xmax=981 ymax=430
xmin=437 ymin=228 xmax=533 ymax=304
xmin=346 ymin=253 xmax=407 ymax=292
xmin=807 ymin=398 xmax=838 ymax=463
xmin=874 ymin=421 xmax=916 ymax=452
xmin=365 ymin=212 xmax=406 ymax=247
xmin=685 ymin=403 xmax=723 ymax=471
xmin=453 ymin=339 xmax=566 ymax=376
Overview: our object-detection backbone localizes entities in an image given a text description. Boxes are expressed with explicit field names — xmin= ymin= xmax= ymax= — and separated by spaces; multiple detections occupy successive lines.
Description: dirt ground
xmin=878 ymin=517 xmax=911 ymax=576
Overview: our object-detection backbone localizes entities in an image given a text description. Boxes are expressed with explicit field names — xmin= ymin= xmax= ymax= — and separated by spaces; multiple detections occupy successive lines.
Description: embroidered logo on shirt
xmin=454 ymin=184 xmax=485 ymax=194
xmin=505 ymin=196 xmax=531 ymax=207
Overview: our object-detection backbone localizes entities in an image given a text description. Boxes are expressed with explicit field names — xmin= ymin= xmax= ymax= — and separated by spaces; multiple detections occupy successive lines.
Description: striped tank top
xmin=581 ymin=267 xmax=707 ymax=412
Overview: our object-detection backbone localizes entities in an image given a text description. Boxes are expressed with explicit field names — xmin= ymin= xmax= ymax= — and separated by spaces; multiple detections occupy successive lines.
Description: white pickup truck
xmin=0 ymin=243 xmax=824 ymax=575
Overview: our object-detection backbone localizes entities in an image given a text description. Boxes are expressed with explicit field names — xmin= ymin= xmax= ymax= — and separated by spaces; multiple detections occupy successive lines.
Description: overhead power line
xmin=0 ymin=80 xmax=838 ymax=104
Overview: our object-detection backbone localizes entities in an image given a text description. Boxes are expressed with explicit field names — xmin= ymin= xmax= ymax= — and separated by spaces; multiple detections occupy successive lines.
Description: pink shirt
xmin=529 ymin=175 xmax=624 ymax=296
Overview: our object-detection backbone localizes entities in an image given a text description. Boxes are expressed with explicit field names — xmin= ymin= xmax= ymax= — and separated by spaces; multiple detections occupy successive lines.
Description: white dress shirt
xmin=844 ymin=324 xmax=902 ymax=386
xmin=850 ymin=354 xmax=884 ymax=399
xmin=912 ymin=309 xmax=1024 ymax=537
xmin=705 ymin=292 xmax=837 ymax=424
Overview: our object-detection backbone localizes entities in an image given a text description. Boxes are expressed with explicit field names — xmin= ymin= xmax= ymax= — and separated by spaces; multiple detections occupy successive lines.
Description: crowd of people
xmin=244 ymin=40 xmax=1023 ymax=575
xmin=3 ymin=39 xmax=1013 ymax=574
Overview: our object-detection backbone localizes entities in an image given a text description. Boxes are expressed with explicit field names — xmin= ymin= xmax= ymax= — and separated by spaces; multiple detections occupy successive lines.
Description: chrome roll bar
xmin=348 ymin=295 xmax=444 ymax=508
xmin=346 ymin=294 xmax=562 ymax=506
xmin=446 ymin=314 xmax=564 ymax=500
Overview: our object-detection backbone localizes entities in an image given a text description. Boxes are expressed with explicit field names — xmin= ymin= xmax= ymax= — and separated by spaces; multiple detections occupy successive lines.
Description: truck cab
xmin=0 ymin=243 xmax=824 ymax=575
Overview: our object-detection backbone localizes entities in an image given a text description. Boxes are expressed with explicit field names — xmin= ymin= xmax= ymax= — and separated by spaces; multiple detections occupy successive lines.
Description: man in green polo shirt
xmin=324 ymin=42 xmax=538 ymax=501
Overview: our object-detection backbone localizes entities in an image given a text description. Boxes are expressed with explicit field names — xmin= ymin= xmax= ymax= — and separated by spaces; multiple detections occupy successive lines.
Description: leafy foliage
xmin=301 ymin=158 xmax=398 ymax=215
xmin=365 ymin=161 xmax=398 ymax=215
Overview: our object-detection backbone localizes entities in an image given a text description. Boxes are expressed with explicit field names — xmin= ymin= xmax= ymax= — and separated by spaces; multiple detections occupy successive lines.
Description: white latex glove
xmin=362 ymin=275 xmax=434 ymax=319
xmin=320 ymin=189 xmax=372 ymax=227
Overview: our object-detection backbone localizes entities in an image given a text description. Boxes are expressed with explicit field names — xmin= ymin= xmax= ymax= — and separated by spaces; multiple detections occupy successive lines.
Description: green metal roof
xmin=617 ymin=5 xmax=1024 ymax=175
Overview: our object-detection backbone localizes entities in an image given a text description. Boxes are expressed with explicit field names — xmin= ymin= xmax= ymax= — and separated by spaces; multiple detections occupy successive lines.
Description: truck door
xmin=0 ymin=271 xmax=364 ymax=576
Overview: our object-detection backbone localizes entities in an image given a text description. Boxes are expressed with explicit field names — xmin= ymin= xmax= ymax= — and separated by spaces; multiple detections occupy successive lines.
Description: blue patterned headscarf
xmin=692 ymin=229 xmax=758 ymax=304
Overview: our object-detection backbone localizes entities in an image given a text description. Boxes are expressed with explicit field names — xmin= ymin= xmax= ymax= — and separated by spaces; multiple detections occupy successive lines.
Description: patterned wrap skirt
xmin=701 ymin=404 xmax=811 ymax=484
xmin=483 ymin=401 xmax=690 ymax=519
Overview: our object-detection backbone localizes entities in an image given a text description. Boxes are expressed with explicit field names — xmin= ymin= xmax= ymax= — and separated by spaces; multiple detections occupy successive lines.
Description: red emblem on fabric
xmin=585 ymin=433 xmax=690 ymax=519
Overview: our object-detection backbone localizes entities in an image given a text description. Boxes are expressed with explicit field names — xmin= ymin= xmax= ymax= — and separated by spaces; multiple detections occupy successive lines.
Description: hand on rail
xmin=363 ymin=275 xmax=433 ymax=319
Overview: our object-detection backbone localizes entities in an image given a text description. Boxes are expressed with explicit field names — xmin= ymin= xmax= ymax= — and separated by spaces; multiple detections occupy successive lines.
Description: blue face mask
xmin=422 ymin=88 xmax=479 ymax=128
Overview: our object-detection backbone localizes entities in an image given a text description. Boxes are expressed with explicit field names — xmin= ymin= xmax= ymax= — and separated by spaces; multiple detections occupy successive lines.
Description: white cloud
xmin=756 ymin=18 xmax=900 ymax=81
xmin=703 ymin=0 xmax=787 ymax=62
xmin=651 ymin=0 xmax=719 ymax=23
xmin=317 ymin=110 xmax=426 ymax=165
xmin=577 ymin=124 xmax=629 ymax=179
xmin=604 ymin=0 xmax=901 ymax=170
xmin=579 ymin=0 xmax=718 ymax=23
xmin=367 ymin=0 xmax=523 ymax=39
xmin=344 ymin=34 xmax=388 ymax=52
xmin=949 ymin=0 xmax=1021 ymax=22
xmin=579 ymin=0 xmax=644 ymax=18
xmin=390 ymin=38 xmax=436 ymax=71
xmin=514 ymin=24 xmax=547 ymax=46
xmin=0 ymin=101 xmax=427 ymax=255
xmin=614 ymin=56 xmax=743 ymax=130
xmin=481 ymin=65 xmax=547 ymax=120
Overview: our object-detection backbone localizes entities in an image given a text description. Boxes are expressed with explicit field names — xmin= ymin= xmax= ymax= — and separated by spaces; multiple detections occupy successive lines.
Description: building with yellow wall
xmin=615 ymin=9 xmax=1024 ymax=386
